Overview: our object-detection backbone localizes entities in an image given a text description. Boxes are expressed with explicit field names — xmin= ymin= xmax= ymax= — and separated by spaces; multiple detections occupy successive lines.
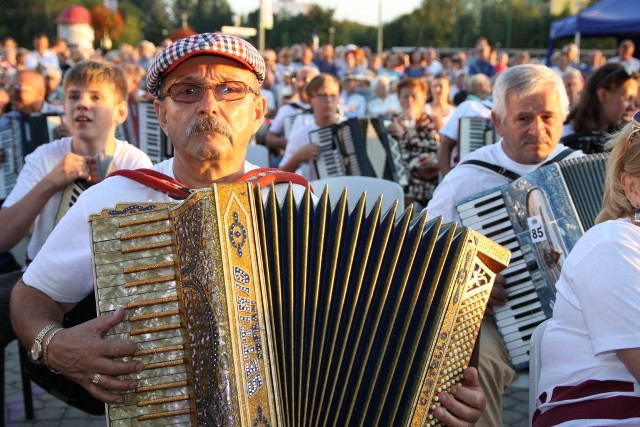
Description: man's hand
xmin=433 ymin=367 xmax=486 ymax=426
xmin=295 ymin=144 xmax=320 ymax=162
xmin=46 ymin=308 xmax=143 ymax=404
xmin=486 ymin=273 xmax=508 ymax=315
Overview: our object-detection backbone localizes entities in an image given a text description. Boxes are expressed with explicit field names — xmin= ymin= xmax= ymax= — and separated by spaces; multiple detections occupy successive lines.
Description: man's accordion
xmin=90 ymin=184 xmax=509 ymax=426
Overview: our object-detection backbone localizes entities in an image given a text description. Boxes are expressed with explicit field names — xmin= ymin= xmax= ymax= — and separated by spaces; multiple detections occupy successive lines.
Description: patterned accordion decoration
xmin=90 ymin=184 xmax=509 ymax=426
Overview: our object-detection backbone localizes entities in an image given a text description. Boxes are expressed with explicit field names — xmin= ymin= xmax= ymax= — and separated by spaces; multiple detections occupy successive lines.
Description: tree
xmin=173 ymin=0 xmax=233 ymax=35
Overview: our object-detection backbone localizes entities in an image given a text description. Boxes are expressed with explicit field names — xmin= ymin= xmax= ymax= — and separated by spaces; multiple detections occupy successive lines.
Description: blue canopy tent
xmin=547 ymin=0 xmax=640 ymax=62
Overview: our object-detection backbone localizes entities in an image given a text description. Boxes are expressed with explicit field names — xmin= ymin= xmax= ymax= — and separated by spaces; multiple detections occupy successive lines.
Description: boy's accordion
xmin=90 ymin=184 xmax=509 ymax=426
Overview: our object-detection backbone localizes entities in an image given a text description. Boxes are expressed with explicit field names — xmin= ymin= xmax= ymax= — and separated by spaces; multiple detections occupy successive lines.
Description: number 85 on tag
xmin=527 ymin=215 xmax=547 ymax=243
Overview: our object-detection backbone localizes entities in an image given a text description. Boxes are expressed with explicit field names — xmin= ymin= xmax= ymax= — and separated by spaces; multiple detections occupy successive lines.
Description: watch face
xmin=31 ymin=341 xmax=41 ymax=361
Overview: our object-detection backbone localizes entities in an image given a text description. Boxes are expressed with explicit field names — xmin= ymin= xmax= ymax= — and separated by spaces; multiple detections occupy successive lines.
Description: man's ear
xmin=154 ymin=98 xmax=169 ymax=135
xmin=491 ymin=111 xmax=502 ymax=136
xmin=252 ymin=95 xmax=267 ymax=135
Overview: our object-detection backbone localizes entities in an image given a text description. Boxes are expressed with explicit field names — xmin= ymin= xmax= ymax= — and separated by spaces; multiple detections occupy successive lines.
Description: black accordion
xmin=90 ymin=184 xmax=509 ymax=426
xmin=0 ymin=113 xmax=63 ymax=200
xmin=138 ymin=101 xmax=173 ymax=164
xmin=456 ymin=153 xmax=608 ymax=369
xmin=457 ymin=117 xmax=498 ymax=162
xmin=309 ymin=118 xmax=376 ymax=178
xmin=369 ymin=115 xmax=409 ymax=186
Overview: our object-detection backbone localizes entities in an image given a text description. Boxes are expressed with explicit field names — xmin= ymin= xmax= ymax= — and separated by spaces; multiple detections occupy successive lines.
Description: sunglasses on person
xmin=163 ymin=81 xmax=259 ymax=103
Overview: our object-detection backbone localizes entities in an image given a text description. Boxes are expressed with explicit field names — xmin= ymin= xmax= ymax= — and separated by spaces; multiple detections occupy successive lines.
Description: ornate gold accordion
xmin=90 ymin=184 xmax=509 ymax=426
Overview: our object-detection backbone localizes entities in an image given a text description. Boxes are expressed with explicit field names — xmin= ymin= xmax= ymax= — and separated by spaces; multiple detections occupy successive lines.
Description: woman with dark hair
xmin=561 ymin=63 xmax=638 ymax=153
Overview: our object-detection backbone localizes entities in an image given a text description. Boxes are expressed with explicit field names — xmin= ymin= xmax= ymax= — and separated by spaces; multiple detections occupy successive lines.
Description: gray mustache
xmin=187 ymin=116 xmax=232 ymax=139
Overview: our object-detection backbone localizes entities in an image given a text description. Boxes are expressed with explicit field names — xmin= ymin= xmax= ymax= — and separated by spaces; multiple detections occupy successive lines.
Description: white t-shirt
xmin=22 ymin=159 xmax=309 ymax=303
xmin=2 ymin=137 xmax=152 ymax=260
xmin=537 ymin=218 xmax=640 ymax=423
xmin=278 ymin=122 xmax=320 ymax=180
xmin=439 ymin=99 xmax=492 ymax=142
xmin=424 ymin=141 xmax=582 ymax=224
xmin=367 ymin=95 xmax=401 ymax=117
xmin=268 ymin=101 xmax=311 ymax=135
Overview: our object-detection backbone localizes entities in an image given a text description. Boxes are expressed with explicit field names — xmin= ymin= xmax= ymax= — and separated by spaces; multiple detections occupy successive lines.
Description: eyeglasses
xmin=163 ymin=81 xmax=259 ymax=103
xmin=312 ymin=93 xmax=339 ymax=101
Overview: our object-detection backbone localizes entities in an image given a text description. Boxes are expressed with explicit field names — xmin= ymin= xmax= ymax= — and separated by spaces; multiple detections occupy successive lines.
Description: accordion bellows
xmin=90 ymin=184 xmax=510 ymax=426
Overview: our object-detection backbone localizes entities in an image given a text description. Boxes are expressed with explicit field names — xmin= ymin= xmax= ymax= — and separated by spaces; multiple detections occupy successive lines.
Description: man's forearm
xmin=0 ymin=179 xmax=58 ymax=252
xmin=10 ymin=279 xmax=69 ymax=349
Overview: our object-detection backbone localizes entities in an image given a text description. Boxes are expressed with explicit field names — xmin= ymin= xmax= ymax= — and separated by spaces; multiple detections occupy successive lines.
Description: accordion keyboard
xmin=310 ymin=125 xmax=347 ymax=177
xmin=0 ymin=128 xmax=16 ymax=200
xmin=457 ymin=189 xmax=546 ymax=369
xmin=459 ymin=118 xmax=496 ymax=160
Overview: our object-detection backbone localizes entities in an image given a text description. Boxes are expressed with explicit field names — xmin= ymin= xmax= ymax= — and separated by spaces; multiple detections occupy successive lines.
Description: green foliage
xmin=117 ymin=1 xmax=145 ymax=46
xmin=186 ymin=0 xmax=234 ymax=34
xmin=0 ymin=0 xmax=624 ymax=53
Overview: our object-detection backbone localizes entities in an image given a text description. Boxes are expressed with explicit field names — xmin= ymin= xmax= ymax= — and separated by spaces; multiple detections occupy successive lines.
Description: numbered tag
xmin=527 ymin=215 xmax=547 ymax=243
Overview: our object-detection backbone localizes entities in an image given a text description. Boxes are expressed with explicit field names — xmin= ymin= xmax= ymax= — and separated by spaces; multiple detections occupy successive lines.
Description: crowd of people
xmin=0 ymin=28 xmax=640 ymax=427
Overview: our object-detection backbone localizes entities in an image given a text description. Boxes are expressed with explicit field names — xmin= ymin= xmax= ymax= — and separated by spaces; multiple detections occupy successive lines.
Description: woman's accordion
xmin=90 ymin=184 xmax=510 ymax=426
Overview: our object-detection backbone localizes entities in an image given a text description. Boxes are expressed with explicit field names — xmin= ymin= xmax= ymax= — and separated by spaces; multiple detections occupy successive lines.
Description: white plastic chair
xmin=246 ymin=144 xmax=270 ymax=167
xmin=309 ymin=176 xmax=405 ymax=214
xmin=528 ymin=319 xmax=549 ymax=426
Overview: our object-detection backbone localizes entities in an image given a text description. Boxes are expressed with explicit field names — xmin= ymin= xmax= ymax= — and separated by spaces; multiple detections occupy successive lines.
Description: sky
xmin=232 ymin=0 xmax=422 ymax=27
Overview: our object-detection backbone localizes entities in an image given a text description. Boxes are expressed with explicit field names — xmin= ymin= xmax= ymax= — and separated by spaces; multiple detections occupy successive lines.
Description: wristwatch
xmin=30 ymin=324 xmax=57 ymax=363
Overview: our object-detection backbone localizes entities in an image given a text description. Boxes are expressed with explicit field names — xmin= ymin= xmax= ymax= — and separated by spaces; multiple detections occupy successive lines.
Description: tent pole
xmin=574 ymin=31 xmax=581 ymax=49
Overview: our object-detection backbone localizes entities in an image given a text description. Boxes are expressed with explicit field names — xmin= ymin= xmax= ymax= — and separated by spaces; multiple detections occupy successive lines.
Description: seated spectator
xmin=437 ymin=73 xmax=493 ymax=176
xmin=535 ymin=118 xmax=640 ymax=426
xmin=278 ymin=73 xmax=343 ymax=180
xmin=425 ymin=74 xmax=456 ymax=131
xmin=608 ymin=39 xmax=640 ymax=72
xmin=562 ymin=63 xmax=639 ymax=154
xmin=404 ymin=49 xmax=427 ymax=79
xmin=562 ymin=68 xmax=584 ymax=110
xmin=265 ymin=66 xmax=318 ymax=166
xmin=385 ymin=78 xmax=440 ymax=209
xmin=367 ymin=75 xmax=400 ymax=117
xmin=340 ymin=74 xmax=368 ymax=118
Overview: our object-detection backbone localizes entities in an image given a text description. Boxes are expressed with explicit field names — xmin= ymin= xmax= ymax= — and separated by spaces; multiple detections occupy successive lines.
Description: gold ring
xmin=92 ymin=373 xmax=102 ymax=385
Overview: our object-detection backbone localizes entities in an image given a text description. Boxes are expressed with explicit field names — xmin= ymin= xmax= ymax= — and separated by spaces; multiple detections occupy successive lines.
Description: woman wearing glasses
xmin=561 ymin=63 xmax=639 ymax=154
xmin=534 ymin=114 xmax=640 ymax=426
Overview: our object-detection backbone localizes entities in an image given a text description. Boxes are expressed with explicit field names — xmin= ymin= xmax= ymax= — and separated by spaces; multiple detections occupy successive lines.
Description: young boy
xmin=0 ymin=59 xmax=152 ymax=263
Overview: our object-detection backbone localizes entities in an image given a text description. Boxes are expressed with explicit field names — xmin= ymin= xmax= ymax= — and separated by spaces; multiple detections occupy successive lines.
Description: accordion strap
xmin=460 ymin=147 xmax=577 ymax=182
xmin=109 ymin=167 xmax=309 ymax=200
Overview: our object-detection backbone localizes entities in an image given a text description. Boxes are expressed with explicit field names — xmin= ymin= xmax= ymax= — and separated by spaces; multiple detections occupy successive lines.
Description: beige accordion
xmin=90 ymin=184 xmax=510 ymax=426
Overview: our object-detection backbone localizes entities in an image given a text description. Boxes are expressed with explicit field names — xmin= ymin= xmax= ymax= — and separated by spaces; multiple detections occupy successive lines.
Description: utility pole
xmin=377 ymin=0 xmax=383 ymax=54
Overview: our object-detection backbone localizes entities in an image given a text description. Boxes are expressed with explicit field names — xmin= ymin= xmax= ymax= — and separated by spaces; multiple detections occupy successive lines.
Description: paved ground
xmin=2 ymin=337 xmax=530 ymax=426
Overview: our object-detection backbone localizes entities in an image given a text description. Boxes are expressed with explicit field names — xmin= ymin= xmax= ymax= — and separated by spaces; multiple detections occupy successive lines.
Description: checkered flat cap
xmin=147 ymin=32 xmax=265 ymax=97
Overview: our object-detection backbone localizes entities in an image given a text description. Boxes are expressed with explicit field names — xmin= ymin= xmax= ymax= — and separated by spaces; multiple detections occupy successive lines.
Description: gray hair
xmin=492 ymin=64 xmax=569 ymax=123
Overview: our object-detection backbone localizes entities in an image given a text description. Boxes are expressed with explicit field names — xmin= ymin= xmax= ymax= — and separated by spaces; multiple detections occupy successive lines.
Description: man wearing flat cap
xmin=11 ymin=33 xmax=486 ymax=426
